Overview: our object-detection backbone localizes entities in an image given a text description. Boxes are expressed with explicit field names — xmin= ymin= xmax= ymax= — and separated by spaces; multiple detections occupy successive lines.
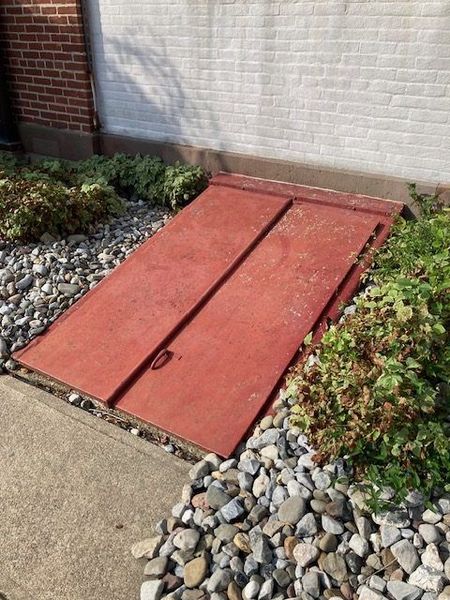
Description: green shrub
xmin=30 ymin=153 xmax=208 ymax=208
xmin=162 ymin=162 xmax=208 ymax=209
xmin=0 ymin=171 xmax=123 ymax=242
xmin=0 ymin=151 xmax=23 ymax=175
xmin=289 ymin=195 xmax=450 ymax=507
xmin=0 ymin=151 xmax=207 ymax=242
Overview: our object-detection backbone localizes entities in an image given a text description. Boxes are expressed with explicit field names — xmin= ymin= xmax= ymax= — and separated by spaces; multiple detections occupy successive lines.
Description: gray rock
xmin=273 ymin=568 xmax=291 ymax=588
xmin=252 ymin=474 xmax=270 ymax=499
xmin=249 ymin=429 xmax=279 ymax=450
xmin=57 ymin=282 xmax=80 ymax=296
xmin=16 ymin=274 xmax=34 ymax=290
xmin=319 ymin=532 xmax=338 ymax=552
xmin=419 ymin=525 xmax=442 ymax=545
xmin=207 ymin=485 xmax=231 ymax=510
xmin=221 ymin=498 xmax=245 ymax=523
xmin=349 ymin=533 xmax=369 ymax=557
xmin=370 ymin=575 xmax=387 ymax=592
xmin=140 ymin=580 xmax=164 ymax=600
xmin=189 ymin=460 xmax=210 ymax=480
xmin=250 ymin=530 xmax=272 ymax=564
xmin=422 ymin=510 xmax=442 ymax=525
xmin=387 ymin=581 xmax=423 ymax=600
xmin=243 ymin=579 xmax=260 ymax=599
xmin=32 ymin=263 xmax=48 ymax=276
xmin=320 ymin=552 xmax=348 ymax=583
xmin=0 ymin=337 xmax=8 ymax=358
xmin=445 ymin=557 xmax=450 ymax=581
xmin=206 ymin=569 xmax=232 ymax=593
xmin=381 ymin=525 xmax=402 ymax=547
xmin=356 ymin=516 xmax=372 ymax=539
xmin=437 ymin=497 xmax=450 ymax=515
xmin=144 ymin=556 xmax=168 ymax=577
xmin=358 ymin=586 xmax=387 ymax=600
xmin=322 ymin=515 xmax=345 ymax=535
xmin=219 ymin=458 xmax=237 ymax=473
xmin=302 ymin=571 xmax=321 ymax=598
xmin=278 ymin=496 xmax=306 ymax=524
xmin=215 ymin=524 xmax=239 ymax=543
xmin=238 ymin=459 xmax=260 ymax=476
xmin=258 ymin=578 xmax=275 ymax=600
xmin=422 ymin=544 xmax=444 ymax=571
xmin=375 ymin=511 xmax=410 ymax=529
xmin=174 ymin=529 xmax=200 ymax=552
xmin=296 ymin=513 xmax=317 ymax=537
xmin=391 ymin=539 xmax=420 ymax=574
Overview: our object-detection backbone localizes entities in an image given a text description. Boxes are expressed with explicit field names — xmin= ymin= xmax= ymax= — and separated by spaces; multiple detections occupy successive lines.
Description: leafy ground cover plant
xmin=289 ymin=189 xmax=450 ymax=507
xmin=0 ymin=171 xmax=123 ymax=242
xmin=23 ymin=153 xmax=208 ymax=209
xmin=0 ymin=151 xmax=208 ymax=241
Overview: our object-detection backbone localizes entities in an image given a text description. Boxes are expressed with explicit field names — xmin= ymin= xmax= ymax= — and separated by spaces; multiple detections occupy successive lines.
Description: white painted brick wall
xmin=88 ymin=0 xmax=450 ymax=183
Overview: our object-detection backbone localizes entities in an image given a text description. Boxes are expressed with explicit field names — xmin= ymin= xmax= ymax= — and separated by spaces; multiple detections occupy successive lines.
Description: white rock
xmin=359 ymin=585 xmax=387 ymax=600
xmin=387 ymin=581 xmax=423 ymax=600
xmin=293 ymin=543 xmax=320 ymax=567
xmin=422 ymin=544 xmax=444 ymax=571
xmin=349 ymin=533 xmax=370 ymax=557
xmin=391 ymin=539 xmax=420 ymax=574
xmin=422 ymin=509 xmax=442 ymax=525
xmin=409 ymin=565 xmax=445 ymax=593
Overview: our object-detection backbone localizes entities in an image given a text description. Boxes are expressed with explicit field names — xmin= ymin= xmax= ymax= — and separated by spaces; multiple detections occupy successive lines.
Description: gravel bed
xmin=0 ymin=199 xmax=171 ymax=367
xmin=133 ymin=391 xmax=450 ymax=600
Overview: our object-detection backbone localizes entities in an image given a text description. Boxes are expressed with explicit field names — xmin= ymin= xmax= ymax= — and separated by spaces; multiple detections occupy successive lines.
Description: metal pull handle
xmin=150 ymin=348 xmax=171 ymax=370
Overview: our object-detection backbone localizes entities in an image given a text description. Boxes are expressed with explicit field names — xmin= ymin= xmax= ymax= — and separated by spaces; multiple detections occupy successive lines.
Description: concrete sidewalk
xmin=0 ymin=376 xmax=190 ymax=600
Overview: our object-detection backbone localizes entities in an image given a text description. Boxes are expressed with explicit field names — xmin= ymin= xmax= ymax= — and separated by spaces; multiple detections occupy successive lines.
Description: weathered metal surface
xmin=14 ymin=174 xmax=403 ymax=456
xmin=115 ymin=202 xmax=381 ymax=456
xmin=15 ymin=186 xmax=290 ymax=403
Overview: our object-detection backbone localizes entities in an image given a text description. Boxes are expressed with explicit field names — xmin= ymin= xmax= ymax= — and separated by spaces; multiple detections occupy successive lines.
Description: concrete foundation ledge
xmin=15 ymin=122 xmax=439 ymax=211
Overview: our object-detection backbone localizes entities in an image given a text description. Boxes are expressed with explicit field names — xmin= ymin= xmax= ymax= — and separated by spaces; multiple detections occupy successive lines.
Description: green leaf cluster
xmin=24 ymin=153 xmax=208 ymax=210
xmin=0 ymin=150 xmax=208 ymax=241
xmin=290 ymin=192 xmax=450 ymax=506
xmin=0 ymin=172 xmax=124 ymax=242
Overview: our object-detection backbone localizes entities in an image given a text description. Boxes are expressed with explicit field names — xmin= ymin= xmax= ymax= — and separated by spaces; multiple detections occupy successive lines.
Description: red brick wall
xmin=0 ymin=0 xmax=95 ymax=134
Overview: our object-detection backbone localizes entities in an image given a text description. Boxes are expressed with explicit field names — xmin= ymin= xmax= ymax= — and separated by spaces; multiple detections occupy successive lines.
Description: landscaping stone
xmin=386 ymin=581 xmax=423 ymax=600
xmin=391 ymin=540 xmax=420 ymax=574
xmin=320 ymin=553 xmax=348 ymax=583
xmin=206 ymin=569 xmax=232 ymax=593
xmin=184 ymin=557 xmax=208 ymax=588
xmin=380 ymin=525 xmax=402 ymax=548
xmin=173 ymin=529 xmax=200 ymax=552
xmin=418 ymin=524 xmax=442 ymax=544
xmin=0 ymin=201 xmax=170 ymax=361
xmin=408 ymin=565 xmax=445 ymax=593
xmin=131 ymin=388 xmax=450 ymax=600
xmin=421 ymin=543 xmax=444 ymax=571
xmin=141 ymin=579 xmax=164 ymax=600
xmin=132 ymin=536 xmax=164 ymax=560
xmin=359 ymin=585 xmax=387 ymax=600
xmin=278 ymin=496 xmax=306 ymax=524
xmin=293 ymin=543 xmax=319 ymax=567
xmin=144 ymin=556 xmax=168 ymax=578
